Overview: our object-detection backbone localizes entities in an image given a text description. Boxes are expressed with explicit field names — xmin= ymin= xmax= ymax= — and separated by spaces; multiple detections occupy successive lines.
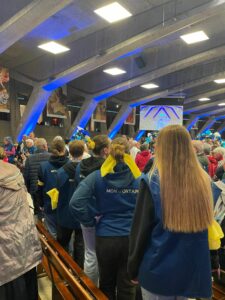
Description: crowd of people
xmin=0 ymin=126 xmax=225 ymax=300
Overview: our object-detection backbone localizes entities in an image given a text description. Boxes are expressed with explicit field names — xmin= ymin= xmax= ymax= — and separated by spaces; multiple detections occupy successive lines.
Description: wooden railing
xmin=37 ymin=221 xmax=108 ymax=300
xmin=213 ymin=271 xmax=225 ymax=300
xmin=37 ymin=220 xmax=225 ymax=300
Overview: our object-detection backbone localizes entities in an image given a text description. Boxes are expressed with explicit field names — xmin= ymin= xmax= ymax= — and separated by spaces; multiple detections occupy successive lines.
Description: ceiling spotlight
xmin=94 ymin=2 xmax=132 ymax=23
xmin=141 ymin=83 xmax=159 ymax=89
xmin=38 ymin=41 xmax=70 ymax=54
xmin=198 ymin=98 xmax=210 ymax=101
xmin=214 ymin=79 xmax=225 ymax=84
xmin=116 ymin=104 xmax=119 ymax=108
xmin=218 ymin=103 xmax=225 ymax=106
xmin=180 ymin=31 xmax=209 ymax=44
xmin=103 ymin=67 xmax=126 ymax=76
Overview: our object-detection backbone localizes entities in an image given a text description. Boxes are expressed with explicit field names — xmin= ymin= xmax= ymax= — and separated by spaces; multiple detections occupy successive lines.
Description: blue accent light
xmin=94 ymin=90 xmax=120 ymax=102
xmin=135 ymin=130 xmax=146 ymax=141
xmin=186 ymin=117 xmax=199 ymax=131
xmin=202 ymin=121 xmax=216 ymax=133
xmin=108 ymin=127 xmax=120 ymax=139
xmin=43 ymin=80 xmax=68 ymax=91
xmin=130 ymin=101 xmax=145 ymax=108
xmin=183 ymin=111 xmax=190 ymax=115
xmin=219 ymin=127 xmax=225 ymax=134
xmin=116 ymin=48 xmax=142 ymax=60
xmin=216 ymin=116 xmax=225 ymax=121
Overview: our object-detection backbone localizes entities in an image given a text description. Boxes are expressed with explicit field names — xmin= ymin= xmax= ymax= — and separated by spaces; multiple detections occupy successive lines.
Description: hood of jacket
xmin=139 ymin=150 xmax=151 ymax=158
xmin=34 ymin=148 xmax=48 ymax=154
xmin=0 ymin=161 xmax=24 ymax=191
xmin=80 ymin=156 xmax=105 ymax=177
xmin=208 ymin=156 xmax=219 ymax=164
xmin=63 ymin=161 xmax=79 ymax=178
xmin=104 ymin=162 xmax=137 ymax=188
xmin=49 ymin=155 xmax=69 ymax=168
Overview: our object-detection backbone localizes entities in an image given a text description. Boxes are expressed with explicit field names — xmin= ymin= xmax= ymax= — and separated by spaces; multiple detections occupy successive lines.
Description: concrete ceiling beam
xmin=185 ymin=87 xmax=225 ymax=105
xmin=185 ymin=116 xmax=200 ymax=130
xmin=68 ymin=97 xmax=97 ymax=138
xmin=16 ymin=85 xmax=51 ymax=141
xmin=42 ymin=0 xmax=225 ymax=91
xmin=92 ymin=45 xmax=225 ymax=103
xmin=185 ymin=98 xmax=225 ymax=114
xmin=198 ymin=118 xmax=217 ymax=135
xmin=108 ymin=104 xmax=133 ymax=139
xmin=0 ymin=0 xmax=73 ymax=54
xmin=130 ymin=70 xmax=225 ymax=107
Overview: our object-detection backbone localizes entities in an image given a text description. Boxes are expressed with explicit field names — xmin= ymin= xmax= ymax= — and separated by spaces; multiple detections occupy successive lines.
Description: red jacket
xmin=135 ymin=150 xmax=151 ymax=172
xmin=208 ymin=154 xmax=223 ymax=178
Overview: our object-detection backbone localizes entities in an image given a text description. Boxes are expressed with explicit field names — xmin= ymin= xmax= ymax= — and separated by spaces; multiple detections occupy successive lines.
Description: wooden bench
xmin=213 ymin=281 xmax=225 ymax=300
xmin=36 ymin=221 xmax=108 ymax=300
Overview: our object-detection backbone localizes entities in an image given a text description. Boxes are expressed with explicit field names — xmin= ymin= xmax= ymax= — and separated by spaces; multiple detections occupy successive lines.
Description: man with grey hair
xmin=192 ymin=140 xmax=209 ymax=172
xmin=24 ymin=138 xmax=50 ymax=217
xmin=203 ymin=143 xmax=211 ymax=156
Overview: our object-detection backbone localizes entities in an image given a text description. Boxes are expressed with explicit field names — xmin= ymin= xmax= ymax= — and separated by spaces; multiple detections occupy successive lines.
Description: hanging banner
xmin=125 ymin=108 xmax=136 ymax=125
xmin=20 ymin=105 xmax=43 ymax=124
xmin=92 ymin=100 xmax=107 ymax=123
xmin=0 ymin=67 xmax=10 ymax=113
xmin=47 ymin=87 xmax=69 ymax=119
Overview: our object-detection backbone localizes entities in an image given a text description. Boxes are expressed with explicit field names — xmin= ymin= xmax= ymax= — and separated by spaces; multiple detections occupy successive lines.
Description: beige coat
xmin=0 ymin=161 xmax=42 ymax=286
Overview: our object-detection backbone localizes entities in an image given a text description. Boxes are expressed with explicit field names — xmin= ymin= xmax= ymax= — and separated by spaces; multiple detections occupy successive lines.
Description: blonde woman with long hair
xmin=128 ymin=125 xmax=213 ymax=300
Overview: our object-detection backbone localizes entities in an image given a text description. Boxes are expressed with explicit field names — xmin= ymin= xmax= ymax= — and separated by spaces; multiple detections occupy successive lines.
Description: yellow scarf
xmin=47 ymin=188 xmax=59 ymax=210
xmin=101 ymin=154 xmax=141 ymax=178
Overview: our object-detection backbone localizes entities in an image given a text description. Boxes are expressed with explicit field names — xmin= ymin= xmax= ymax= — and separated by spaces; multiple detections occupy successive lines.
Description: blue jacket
xmin=56 ymin=162 xmax=80 ymax=229
xmin=37 ymin=156 xmax=69 ymax=214
xmin=70 ymin=163 xmax=140 ymax=236
xmin=138 ymin=173 xmax=212 ymax=298
xmin=4 ymin=144 xmax=15 ymax=164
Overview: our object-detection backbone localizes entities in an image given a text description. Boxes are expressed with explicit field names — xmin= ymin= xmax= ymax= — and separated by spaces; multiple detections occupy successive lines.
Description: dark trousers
xmin=57 ymin=225 xmax=84 ymax=268
xmin=0 ymin=268 xmax=38 ymax=300
xmin=96 ymin=236 xmax=136 ymax=300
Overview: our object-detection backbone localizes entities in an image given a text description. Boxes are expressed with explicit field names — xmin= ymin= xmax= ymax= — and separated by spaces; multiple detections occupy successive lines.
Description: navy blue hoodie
xmin=69 ymin=163 xmax=140 ymax=236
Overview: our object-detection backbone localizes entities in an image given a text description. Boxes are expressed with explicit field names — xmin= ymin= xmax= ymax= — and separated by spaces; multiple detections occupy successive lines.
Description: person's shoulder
xmin=39 ymin=159 xmax=49 ymax=168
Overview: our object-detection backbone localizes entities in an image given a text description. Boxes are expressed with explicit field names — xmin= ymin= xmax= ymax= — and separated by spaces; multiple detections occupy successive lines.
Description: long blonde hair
xmin=152 ymin=125 xmax=213 ymax=233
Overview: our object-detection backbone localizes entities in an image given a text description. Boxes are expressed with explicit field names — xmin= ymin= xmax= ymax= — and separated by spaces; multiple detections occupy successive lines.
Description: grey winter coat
xmin=0 ymin=161 xmax=42 ymax=286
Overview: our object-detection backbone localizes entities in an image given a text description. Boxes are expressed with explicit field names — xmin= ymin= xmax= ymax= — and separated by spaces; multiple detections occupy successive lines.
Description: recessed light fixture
xmin=180 ymin=31 xmax=209 ymax=44
xmin=116 ymin=104 xmax=119 ymax=108
xmin=218 ymin=103 xmax=225 ymax=106
xmin=38 ymin=41 xmax=70 ymax=54
xmin=198 ymin=98 xmax=210 ymax=101
xmin=94 ymin=2 xmax=132 ymax=23
xmin=103 ymin=67 xmax=126 ymax=76
xmin=141 ymin=83 xmax=159 ymax=89
xmin=214 ymin=79 xmax=225 ymax=84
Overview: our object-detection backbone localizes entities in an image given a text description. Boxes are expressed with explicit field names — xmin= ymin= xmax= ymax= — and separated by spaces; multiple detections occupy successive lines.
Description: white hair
xmin=26 ymin=139 xmax=34 ymax=146
xmin=53 ymin=136 xmax=63 ymax=142
xmin=213 ymin=147 xmax=225 ymax=158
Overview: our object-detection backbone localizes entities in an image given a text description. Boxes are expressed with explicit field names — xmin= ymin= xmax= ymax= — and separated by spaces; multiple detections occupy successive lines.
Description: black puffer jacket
xmin=24 ymin=149 xmax=50 ymax=194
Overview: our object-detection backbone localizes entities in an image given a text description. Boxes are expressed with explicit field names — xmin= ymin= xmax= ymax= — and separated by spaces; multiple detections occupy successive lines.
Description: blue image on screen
xmin=140 ymin=105 xmax=183 ymax=131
